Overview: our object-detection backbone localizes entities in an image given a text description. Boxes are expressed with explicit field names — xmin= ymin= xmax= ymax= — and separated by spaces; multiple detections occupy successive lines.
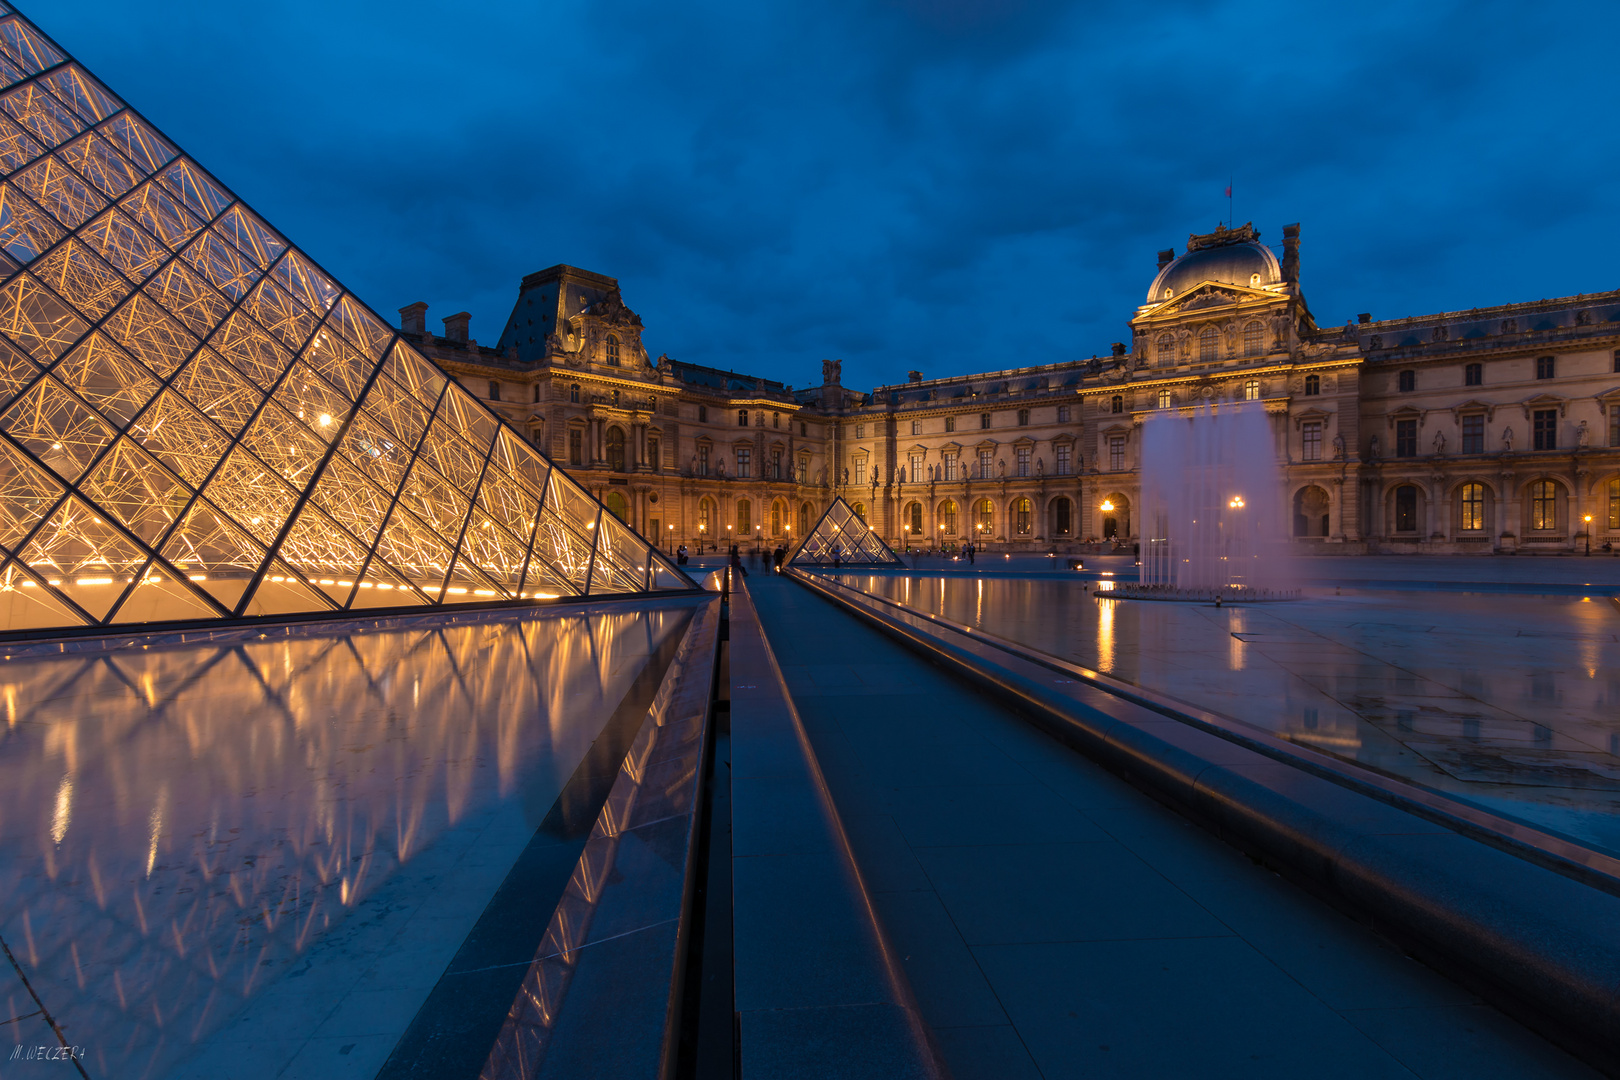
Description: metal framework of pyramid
xmin=789 ymin=497 xmax=903 ymax=567
xmin=0 ymin=5 xmax=694 ymax=633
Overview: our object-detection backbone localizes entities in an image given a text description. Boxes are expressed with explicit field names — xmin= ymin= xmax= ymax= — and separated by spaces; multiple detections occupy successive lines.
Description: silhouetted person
xmin=729 ymin=543 xmax=748 ymax=577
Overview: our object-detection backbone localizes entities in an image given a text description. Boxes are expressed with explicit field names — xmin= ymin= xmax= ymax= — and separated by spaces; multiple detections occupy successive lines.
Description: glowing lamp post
xmin=1585 ymin=513 xmax=1593 ymax=555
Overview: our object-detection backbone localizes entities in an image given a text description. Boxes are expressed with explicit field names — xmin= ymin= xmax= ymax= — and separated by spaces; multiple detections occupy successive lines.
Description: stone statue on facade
xmin=1578 ymin=419 xmax=1590 ymax=448
xmin=1433 ymin=430 xmax=1446 ymax=455
xmin=1368 ymin=434 xmax=1380 ymax=460
xmin=1332 ymin=433 xmax=1346 ymax=459
xmin=1502 ymin=426 xmax=1513 ymax=452
xmin=1036 ymin=458 xmax=1044 ymax=476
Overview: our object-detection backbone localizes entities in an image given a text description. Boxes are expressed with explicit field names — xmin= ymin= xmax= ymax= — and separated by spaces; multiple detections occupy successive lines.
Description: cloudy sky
xmin=29 ymin=0 xmax=1620 ymax=393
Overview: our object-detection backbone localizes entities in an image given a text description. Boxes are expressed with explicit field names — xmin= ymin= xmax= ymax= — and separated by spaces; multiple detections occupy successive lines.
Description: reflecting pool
xmin=836 ymin=571 xmax=1620 ymax=858
xmin=0 ymin=598 xmax=698 ymax=1079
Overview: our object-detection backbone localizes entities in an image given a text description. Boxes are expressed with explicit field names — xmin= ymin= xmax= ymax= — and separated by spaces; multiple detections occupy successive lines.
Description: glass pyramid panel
xmin=0 ymin=3 xmax=694 ymax=633
xmin=790 ymin=497 xmax=904 ymax=567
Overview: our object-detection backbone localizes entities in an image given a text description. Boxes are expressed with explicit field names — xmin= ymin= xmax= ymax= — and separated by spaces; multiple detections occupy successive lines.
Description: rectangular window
xmin=489 ymin=380 xmax=501 ymax=400
xmin=569 ymin=428 xmax=582 ymax=466
xmin=1612 ymin=407 xmax=1620 ymax=448
xmin=1158 ymin=389 xmax=1171 ymax=409
xmin=1244 ymin=380 xmax=1260 ymax=401
xmin=1614 ymin=349 xmax=1620 ymax=374
xmin=737 ymin=447 xmax=751 ymax=478
xmin=1536 ymin=355 xmax=1555 ymax=380
xmin=699 ymin=445 xmax=710 ymax=476
xmin=945 ymin=415 xmax=955 ymax=432
xmin=911 ymin=420 xmax=920 ymax=435
xmin=1465 ymin=363 xmax=1482 ymax=386
xmin=1462 ymin=414 xmax=1484 ymax=454
xmin=1533 ymin=409 xmax=1556 ymax=450
xmin=854 ymin=456 xmax=867 ymax=485
xmin=978 ymin=449 xmax=993 ymax=479
xmin=1610 ymin=477 xmax=1620 ymax=529
xmin=772 ymin=449 xmax=782 ymax=480
xmin=980 ymin=413 xmax=991 ymax=429
xmin=943 ymin=452 xmax=957 ymax=481
xmin=1055 ymin=445 xmax=1071 ymax=475
xmin=1398 ymin=370 xmax=1415 ymax=392
xmin=855 ymin=423 xmax=864 ymax=438
xmin=1017 ymin=409 xmax=1029 ymax=426
xmin=1016 ymin=447 xmax=1031 ymax=477
xmin=1395 ymin=418 xmax=1417 ymax=457
xmin=649 ymin=437 xmax=660 ymax=472
xmin=1302 ymin=422 xmax=1322 ymax=461
xmin=798 ymin=454 xmax=810 ymax=483
xmin=1460 ymin=484 xmax=1484 ymax=531
xmin=738 ymin=409 xmax=749 ymax=426
xmin=698 ymin=405 xmax=707 ymax=423
xmin=1057 ymin=405 xmax=1070 ymax=423
xmin=1109 ymin=436 xmax=1125 ymax=471
xmin=909 ymin=452 xmax=924 ymax=481
xmin=1395 ymin=486 xmax=1418 ymax=531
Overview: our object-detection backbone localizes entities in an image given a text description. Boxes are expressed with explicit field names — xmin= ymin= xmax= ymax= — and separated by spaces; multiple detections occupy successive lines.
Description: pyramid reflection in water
xmin=0 ymin=5 xmax=691 ymax=633
xmin=789 ymin=496 xmax=902 ymax=567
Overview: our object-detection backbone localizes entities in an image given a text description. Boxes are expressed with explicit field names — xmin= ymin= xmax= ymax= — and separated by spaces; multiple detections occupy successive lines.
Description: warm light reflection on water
xmin=0 ymin=601 xmax=693 ymax=1080
xmin=836 ymin=572 xmax=1620 ymax=858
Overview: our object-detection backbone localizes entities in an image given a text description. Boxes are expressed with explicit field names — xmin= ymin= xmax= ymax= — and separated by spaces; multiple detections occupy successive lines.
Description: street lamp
xmin=1585 ymin=513 xmax=1593 ymax=555
xmin=667 ymin=522 xmax=674 ymax=553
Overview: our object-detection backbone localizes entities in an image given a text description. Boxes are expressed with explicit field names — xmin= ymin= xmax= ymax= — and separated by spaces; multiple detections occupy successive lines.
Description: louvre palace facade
xmin=417 ymin=224 xmax=1620 ymax=556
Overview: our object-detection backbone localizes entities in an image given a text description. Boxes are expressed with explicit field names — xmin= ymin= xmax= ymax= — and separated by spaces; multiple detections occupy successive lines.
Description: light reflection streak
xmin=0 ymin=601 xmax=691 ymax=1080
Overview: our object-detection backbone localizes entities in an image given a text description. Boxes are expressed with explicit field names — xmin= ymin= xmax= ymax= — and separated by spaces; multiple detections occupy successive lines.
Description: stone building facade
xmin=409 ymin=231 xmax=1620 ymax=556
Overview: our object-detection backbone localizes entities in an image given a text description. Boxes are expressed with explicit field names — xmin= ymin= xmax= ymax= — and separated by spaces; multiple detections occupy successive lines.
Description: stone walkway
xmin=745 ymin=572 xmax=1597 ymax=1079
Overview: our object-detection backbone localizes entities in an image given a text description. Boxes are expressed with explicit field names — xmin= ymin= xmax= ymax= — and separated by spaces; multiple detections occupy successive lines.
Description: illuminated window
xmin=1394 ymin=485 xmax=1418 ymax=531
xmin=906 ymin=501 xmax=922 ymax=535
xmin=852 ymin=502 xmax=866 ymax=522
xmin=604 ymin=491 xmax=628 ymax=520
xmin=975 ymin=498 xmax=995 ymax=532
xmin=736 ymin=499 xmax=751 ymax=534
xmin=771 ymin=500 xmax=783 ymax=535
xmin=1465 ymin=363 xmax=1482 ymax=386
xmin=1243 ymin=321 xmax=1264 ymax=356
xmin=1460 ymin=482 xmax=1485 ymax=531
xmin=1531 ymin=479 xmax=1558 ymax=530
xmin=939 ymin=499 xmax=957 ymax=535
xmin=1398 ymin=370 xmax=1415 ymax=392
xmin=1198 ymin=326 xmax=1218 ymax=362
xmin=1462 ymin=414 xmax=1484 ymax=454
xmin=699 ymin=497 xmax=713 ymax=532
xmin=1243 ymin=379 xmax=1260 ymax=401
xmin=1013 ymin=497 xmax=1032 ymax=534
xmin=1304 ymin=374 xmax=1319 ymax=396
xmin=1609 ymin=477 xmax=1619 ymax=529
xmin=1158 ymin=389 xmax=1170 ymax=409
xmin=605 ymin=334 xmax=620 ymax=365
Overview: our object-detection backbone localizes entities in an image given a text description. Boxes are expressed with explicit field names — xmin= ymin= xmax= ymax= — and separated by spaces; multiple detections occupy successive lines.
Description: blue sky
xmin=27 ymin=0 xmax=1620 ymax=393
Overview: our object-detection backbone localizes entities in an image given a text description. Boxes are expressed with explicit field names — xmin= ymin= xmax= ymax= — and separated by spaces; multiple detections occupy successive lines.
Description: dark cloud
xmin=29 ymin=0 xmax=1620 ymax=391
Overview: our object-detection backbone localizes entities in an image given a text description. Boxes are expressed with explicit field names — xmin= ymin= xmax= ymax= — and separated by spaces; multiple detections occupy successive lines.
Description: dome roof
xmin=1147 ymin=241 xmax=1281 ymax=303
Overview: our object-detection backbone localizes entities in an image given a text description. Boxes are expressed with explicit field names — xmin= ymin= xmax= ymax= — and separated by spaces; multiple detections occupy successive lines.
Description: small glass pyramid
xmin=0 ymin=4 xmax=693 ymax=632
xmin=789 ymin=497 xmax=902 ymax=567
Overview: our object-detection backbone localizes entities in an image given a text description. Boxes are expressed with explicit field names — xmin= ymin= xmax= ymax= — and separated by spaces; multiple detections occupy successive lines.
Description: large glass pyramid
xmin=789 ymin=497 xmax=903 ymax=567
xmin=0 ymin=6 xmax=694 ymax=633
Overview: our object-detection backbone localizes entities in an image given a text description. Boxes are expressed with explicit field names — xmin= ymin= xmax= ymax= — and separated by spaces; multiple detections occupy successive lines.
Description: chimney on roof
xmin=1357 ymin=313 xmax=1371 ymax=324
xmin=908 ymin=370 xmax=923 ymax=383
xmin=1157 ymin=248 xmax=1176 ymax=270
xmin=1111 ymin=342 xmax=1127 ymax=357
xmin=442 ymin=311 xmax=471 ymax=344
xmin=1281 ymin=223 xmax=1301 ymax=285
xmin=399 ymin=301 xmax=427 ymax=335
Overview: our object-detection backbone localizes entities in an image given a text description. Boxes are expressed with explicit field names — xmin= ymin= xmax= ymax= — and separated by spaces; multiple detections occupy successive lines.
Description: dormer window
xmin=1163 ymin=287 xmax=1172 ymax=300
xmin=605 ymin=334 xmax=620 ymax=366
xmin=1249 ymin=273 xmax=1260 ymax=287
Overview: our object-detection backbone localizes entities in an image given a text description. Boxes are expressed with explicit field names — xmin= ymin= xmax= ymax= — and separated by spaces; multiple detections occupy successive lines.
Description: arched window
xmin=1110 ymin=395 xmax=1123 ymax=414
xmin=605 ymin=427 xmax=626 ymax=471
xmin=1013 ymin=497 xmax=1032 ymax=535
xmin=1530 ymin=480 xmax=1558 ymax=531
xmin=1394 ymin=485 xmax=1419 ymax=532
xmin=1198 ymin=326 xmax=1218 ymax=362
xmin=771 ymin=500 xmax=783 ymax=536
xmin=1156 ymin=334 xmax=1175 ymax=367
xmin=569 ymin=383 xmax=580 ymax=403
xmin=1304 ymin=374 xmax=1320 ymax=396
xmin=1052 ymin=497 xmax=1072 ymax=535
xmin=1609 ymin=477 xmax=1620 ymax=529
xmin=851 ymin=502 xmax=866 ymax=522
xmin=800 ymin=502 xmax=812 ymax=535
xmin=906 ymin=501 xmax=923 ymax=537
xmin=939 ymin=499 xmax=957 ymax=535
xmin=603 ymin=491 xmax=629 ymax=521
xmin=975 ymin=498 xmax=995 ymax=534
xmin=1294 ymin=486 xmax=1331 ymax=537
xmin=1459 ymin=482 xmax=1485 ymax=532
xmin=1243 ymin=321 xmax=1264 ymax=357
xmin=736 ymin=499 xmax=752 ymax=536
xmin=488 ymin=380 xmax=501 ymax=400
xmin=605 ymin=334 xmax=620 ymax=365
xmin=737 ymin=409 xmax=749 ymax=427
xmin=699 ymin=497 xmax=714 ymax=535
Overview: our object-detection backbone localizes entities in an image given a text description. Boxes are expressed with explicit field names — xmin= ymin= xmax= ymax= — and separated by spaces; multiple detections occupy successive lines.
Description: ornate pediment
xmin=1176 ymin=287 xmax=1238 ymax=311
xmin=1519 ymin=393 xmax=1567 ymax=419
xmin=1450 ymin=399 xmax=1496 ymax=422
